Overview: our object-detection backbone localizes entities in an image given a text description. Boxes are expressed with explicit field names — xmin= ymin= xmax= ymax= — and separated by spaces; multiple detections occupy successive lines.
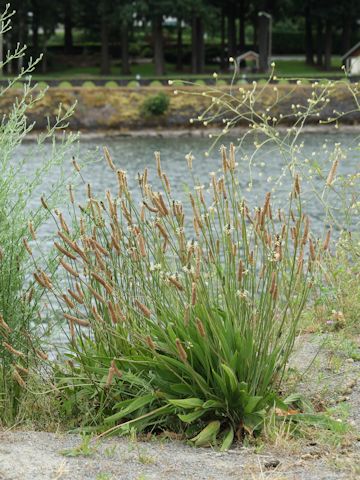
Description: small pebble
xmin=347 ymin=379 xmax=357 ymax=389
xmin=301 ymin=453 xmax=313 ymax=460
xmin=264 ymin=459 xmax=280 ymax=469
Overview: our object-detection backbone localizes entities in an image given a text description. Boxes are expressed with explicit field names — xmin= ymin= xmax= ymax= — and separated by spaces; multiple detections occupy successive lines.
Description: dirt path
xmin=0 ymin=430 xmax=358 ymax=480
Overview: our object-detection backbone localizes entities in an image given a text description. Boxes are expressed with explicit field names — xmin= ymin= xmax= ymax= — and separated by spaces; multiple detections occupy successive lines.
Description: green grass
xmin=274 ymin=58 xmax=342 ymax=76
xmin=16 ymin=58 xmax=345 ymax=82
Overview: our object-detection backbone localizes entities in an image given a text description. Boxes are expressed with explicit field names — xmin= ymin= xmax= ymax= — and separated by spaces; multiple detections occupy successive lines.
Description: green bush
xmin=149 ymin=80 xmax=163 ymax=87
xmin=58 ymin=81 xmax=73 ymax=88
xmin=82 ymin=81 xmax=96 ymax=88
xmin=141 ymin=92 xmax=170 ymax=116
xmin=105 ymin=81 xmax=118 ymax=88
xmin=127 ymin=80 xmax=140 ymax=88
xmin=0 ymin=6 xmax=77 ymax=424
xmin=36 ymin=81 xmax=48 ymax=90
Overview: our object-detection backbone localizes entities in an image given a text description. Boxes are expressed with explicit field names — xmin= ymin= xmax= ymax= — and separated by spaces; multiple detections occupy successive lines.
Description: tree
xmin=100 ymin=0 xmax=111 ymax=75
xmin=238 ymin=0 xmax=247 ymax=52
xmin=304 ymin=1 xmax=314 ymax=65
xmin=63 ymin=0 xmax=73 ymax=53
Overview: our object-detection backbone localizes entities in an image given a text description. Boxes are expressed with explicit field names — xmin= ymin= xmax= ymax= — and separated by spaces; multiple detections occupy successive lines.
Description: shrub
xmin=141 ymin=92 xmax=170 ymax=116
xmin=149 ymin=80 xmax=163 ymax=87
xmin=58 ymin=81 xmax=73 ymax=88
xmin=127 ymin=80 xmax=140 ymax=88
xmin=105 ymin=81 xmax=118 ymax=88
xmin=82 ymin=81 xmax=96 ymax=88
xmin=0 ymin=6 xmax=76 ymax=424
xmin=46 ymin=144 xmax=325 ymax=447
xmin=309 ymin=231 xmax=360 ymax=332
xmin=36 ymin=81 xmax=49 ymax=90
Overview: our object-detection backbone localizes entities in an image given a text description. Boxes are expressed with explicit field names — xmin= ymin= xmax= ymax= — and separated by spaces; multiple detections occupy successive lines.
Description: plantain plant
xmin=34 ymin=143 xmax=329 ymax=447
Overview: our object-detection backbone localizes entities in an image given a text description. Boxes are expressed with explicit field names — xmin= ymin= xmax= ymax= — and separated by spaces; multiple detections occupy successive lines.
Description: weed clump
xmin=38 ymin=142 xmax=329 ymax=448
xmin=141 ymin=92 xmax=170 ymax=116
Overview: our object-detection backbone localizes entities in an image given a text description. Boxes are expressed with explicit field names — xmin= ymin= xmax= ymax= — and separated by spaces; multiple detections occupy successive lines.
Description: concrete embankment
xmin=1 ymin=84 xmax=359 ymax=132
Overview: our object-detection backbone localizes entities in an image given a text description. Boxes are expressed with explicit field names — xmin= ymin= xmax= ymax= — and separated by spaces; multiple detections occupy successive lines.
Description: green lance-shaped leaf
xmin=191 ymin=420 xmax=221 ymax=447
xmin=220 ymin=426 xmax=234 ymax=451
xmin=168 ymin=397 xmax=204 ymax=409
xmin=178 ymin=409 xmax=206 ymax=423
xmin=221 ymin=363 xmax=238 ymax=392
xmin=104 ymin=394 xmax=154 ymax=423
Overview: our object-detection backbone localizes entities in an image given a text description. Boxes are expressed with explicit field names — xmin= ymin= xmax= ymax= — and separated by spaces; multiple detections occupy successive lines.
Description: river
xmin=18 ymin=130 xmax=360 ymax=240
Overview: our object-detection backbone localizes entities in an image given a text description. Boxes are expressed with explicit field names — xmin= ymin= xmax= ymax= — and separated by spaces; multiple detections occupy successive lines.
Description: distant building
xmin=342 ymin=42 xmax=360 ymax=75
xmin=236 ymin=51 xmax=260 ymax=73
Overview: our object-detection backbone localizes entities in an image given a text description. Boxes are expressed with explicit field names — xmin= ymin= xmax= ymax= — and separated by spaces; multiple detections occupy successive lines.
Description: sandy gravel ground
xmin=0 ymin=430 xmax=358 ymax=480
xmin=0 ymin=335 xmax=359 ymax=480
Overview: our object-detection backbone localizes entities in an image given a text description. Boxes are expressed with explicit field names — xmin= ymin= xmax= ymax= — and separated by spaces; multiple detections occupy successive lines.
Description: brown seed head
xmin=13 ymin=368 xmax=26 ymax=387
xmin=323 ymin=229 xmax=331 ymax=250
xmin=60 ymin=259 xmax=79 ymax=278
xmin=111 ymin=359 xmax=122 ymax=378
xmin=23 ymin=238 xmax=32 ymax=256
xmin=191 ymin=282 xmax=197 ymax=306
xmin=103 ymin=146 xmax=116 ymax=171
xmin=40 ymin=196 xmax=49 ymax=210
xmin=0 ymin=314 xmax=12 ymax=333
xmin=72 ymin=157 xmax=81 ymax=172
xmin=326 ymin=159 xmax=339 ymax=186
xmin=294 ymin=174 xmax=301 ymax=197
xmin=196 ymin=318 xmax=206 ymax=337
xmin=175 ymin=338 xmax=187 ymax=362
xmin=63 ymin=313 xmax=90 ymax=327
xmin=146 ymin=335 xmax=156 ymax=351
xmin=3 ymin=342 xmax=24 ymax=358
xmin=309 ymin=238 xmax=316 ymax=261
xmin=134 ymin=299 xmax=151 ymax=318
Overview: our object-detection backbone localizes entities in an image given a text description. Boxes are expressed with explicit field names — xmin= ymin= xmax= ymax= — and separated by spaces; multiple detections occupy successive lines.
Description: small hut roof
xmin=342 ymin=42 xmax=360 ymax=61
xmin=237 ymin=50 xmax=259 ymax=62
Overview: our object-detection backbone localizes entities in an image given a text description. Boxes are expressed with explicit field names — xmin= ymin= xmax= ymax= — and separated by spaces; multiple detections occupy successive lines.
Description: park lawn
xmin=274 ymin=57 xmax=342 ymax=76
xmin=13 ymin=59 xmax=344 ymax=82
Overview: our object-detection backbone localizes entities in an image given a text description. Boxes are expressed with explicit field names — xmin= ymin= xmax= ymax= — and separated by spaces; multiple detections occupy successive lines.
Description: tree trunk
xmin=100 ymin=1 xmax=110 ymax=75
xmin=258 ymin=14 xmax=269 ymax=72
xmin=252 ymin=14 xmax=257 ymax=49
xmin=227 ymin=6 xmax=236 ymax=58
xmin=196 ymin=17 xmax=205 ymax=73
xmin=341 ymin=17 xmax=352 ymax=55
xmin=191 ymin=14 xmax=197 ymax=74
xmin=64 ymin=0 xmax=73 ymax=54
xmin=191 ymin=16 xmax=205 ymax=74
xmin=316 ymin=18 xmax=323 ymax=67
xmin=121 ymin=19 xmax=130 ymax=75
xmin=176 ymin=17 xmax=183 ymax=71
xmin=17 ymin=3 xmax=26 ymax=72
xmin=41 ymin=30 xmax=49 ymax=74
xmin=238 ymin=0 xmax=246 ymax=52
xmin=32 ymin=0 xmax=39 ymax=59
xmin=153 ymin=15 xmax=164 ymax=76
xmin=305 ymin=4 xmax=314 ymax=65
xmin=324 ymin=20 xmax=332 ymax=71
xmin=220 ymin=8 xmax=226 ymax=71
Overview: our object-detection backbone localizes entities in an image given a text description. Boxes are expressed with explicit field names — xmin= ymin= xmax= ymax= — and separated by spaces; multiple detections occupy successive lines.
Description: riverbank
xmin=2 ymin=84 xmax=359 ymax=132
